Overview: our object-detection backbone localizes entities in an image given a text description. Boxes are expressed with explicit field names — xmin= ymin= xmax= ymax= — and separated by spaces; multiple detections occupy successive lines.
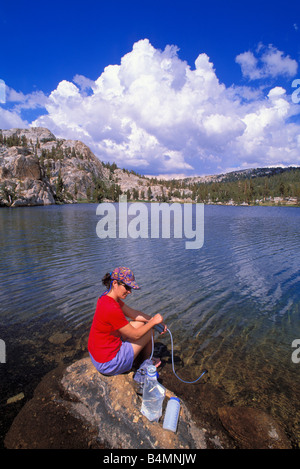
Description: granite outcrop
xmin=0 ymin=127 xmax=185 ymax=207
xmin=0 ymin=128 xmax=109 ymax=207
xmin=4 ymin=356 xmax=292 ymax=450
xmin=4 ymin=357 xmax=208 ymax=450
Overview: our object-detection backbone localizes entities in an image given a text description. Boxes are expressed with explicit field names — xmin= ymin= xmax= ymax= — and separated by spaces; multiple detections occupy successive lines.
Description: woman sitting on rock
xmin=88 ymin=266 xmax=166 ymax=376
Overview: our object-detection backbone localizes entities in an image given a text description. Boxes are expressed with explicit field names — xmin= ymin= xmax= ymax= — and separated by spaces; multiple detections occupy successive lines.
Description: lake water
xmin=0 ymin=203 xmax=300 ymax=446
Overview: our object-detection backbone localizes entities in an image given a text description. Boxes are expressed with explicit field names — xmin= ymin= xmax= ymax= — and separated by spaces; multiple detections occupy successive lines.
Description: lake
xmin=0 ymin=203 xmax=300 ymax=446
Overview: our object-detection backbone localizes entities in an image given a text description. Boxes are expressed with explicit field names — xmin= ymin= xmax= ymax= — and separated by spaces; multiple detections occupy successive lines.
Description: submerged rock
xmin=218 ymin=406 xmax=291 ymax=449
xmin=6 ymin=393 xmax=25 ymax=405
xmin=48 ymin=332 xmax=72 ymax=345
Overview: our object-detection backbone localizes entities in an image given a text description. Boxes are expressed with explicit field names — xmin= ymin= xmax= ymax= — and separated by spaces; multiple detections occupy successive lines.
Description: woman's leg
xmin=128 ymin=321 xmax=153 ymax=362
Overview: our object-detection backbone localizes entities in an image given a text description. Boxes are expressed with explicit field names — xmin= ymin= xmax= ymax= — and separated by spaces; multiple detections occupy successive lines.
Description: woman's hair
xmin=102 ymin=272 xmax=112 ymax=289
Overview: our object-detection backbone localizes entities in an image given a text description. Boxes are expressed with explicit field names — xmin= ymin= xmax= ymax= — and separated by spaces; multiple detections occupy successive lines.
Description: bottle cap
xmin=146 ymin=365 xmax=157 ymax=376
xmin=170 ymin=397 xmax=180 ymax=402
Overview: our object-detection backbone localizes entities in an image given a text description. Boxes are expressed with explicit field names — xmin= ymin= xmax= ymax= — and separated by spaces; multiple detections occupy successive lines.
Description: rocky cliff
xmin=0 ymin=128 xmax=113 ymax=207
xmin=1 ymin=127 xmax=298 ymax=208
xmin=0 ymin=127 xmax=194 ymax=207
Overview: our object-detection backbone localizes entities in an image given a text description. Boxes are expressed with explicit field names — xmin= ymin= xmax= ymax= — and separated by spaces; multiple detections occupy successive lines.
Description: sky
xmin=1 ymin=0 xmax=300 ymax=178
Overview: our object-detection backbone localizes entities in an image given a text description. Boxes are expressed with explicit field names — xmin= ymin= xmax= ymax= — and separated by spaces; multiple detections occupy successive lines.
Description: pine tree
xmin=55 ymin=170 xmax=64 ymax=201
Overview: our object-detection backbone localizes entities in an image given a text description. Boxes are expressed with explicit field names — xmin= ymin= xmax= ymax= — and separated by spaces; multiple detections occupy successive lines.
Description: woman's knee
xmin=130 ymin=320 xmax=145 ymax=329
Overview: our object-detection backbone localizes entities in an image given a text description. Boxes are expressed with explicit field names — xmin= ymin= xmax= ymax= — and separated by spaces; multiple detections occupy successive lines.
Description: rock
xmin=0 ymin=128 xmax=110 ymax=206
xmin=48 ymin=332 xmax=72 ymax=345
xmin=4 ymin=357 xmax=207 ymax=450
xmin=218 ymin=406 xmax=291 ymax=449
xmin=0 ymin=127 xmax=193 ymax=206
xmin=12 ymin=179 xmax=55 ymax=206
xmin=4 ymin=357 xmax=292 ymax=450
xmin=14 ymin=153 xmax=41 ymax=180
xmin=7 ymin=393 xmax=25 ymax=405
xmin=1 ymin=127 xmax=56 ymax=144
xmin=4 ymin=364 xmax=102 ymax=449
xmin=60 ymin=358 xmax=207 ymax=450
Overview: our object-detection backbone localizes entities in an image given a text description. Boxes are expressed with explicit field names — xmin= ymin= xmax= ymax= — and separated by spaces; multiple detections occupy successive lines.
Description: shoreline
xmin=1 ymin=198 xmax=300 ymax=209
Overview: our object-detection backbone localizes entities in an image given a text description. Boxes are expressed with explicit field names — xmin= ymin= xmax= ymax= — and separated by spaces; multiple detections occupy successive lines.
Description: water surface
xmin=0 ymin=203 xmax=299 ymax=446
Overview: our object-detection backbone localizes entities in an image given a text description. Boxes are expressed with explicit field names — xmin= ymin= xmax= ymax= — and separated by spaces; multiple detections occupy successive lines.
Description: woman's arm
xmin=118 ymin=313 xmax=164 ymax=341
xmin=121 ymin=303 xmax=151 ymax=323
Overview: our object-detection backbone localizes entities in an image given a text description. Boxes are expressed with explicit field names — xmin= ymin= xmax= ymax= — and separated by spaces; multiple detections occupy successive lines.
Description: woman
xmin=88 ymin=266 xmax=166 ymax=376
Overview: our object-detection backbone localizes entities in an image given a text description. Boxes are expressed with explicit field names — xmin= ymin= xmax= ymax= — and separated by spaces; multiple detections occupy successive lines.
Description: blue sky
xmin=1 ymin=0 xmax=300 ymax=177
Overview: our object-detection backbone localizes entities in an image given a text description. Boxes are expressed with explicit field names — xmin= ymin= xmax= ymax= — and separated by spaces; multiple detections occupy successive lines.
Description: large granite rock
xmin=4 ymin=356 xmax=292 ymax=450
xmin=4 ymin=357 xmax=207 ymax=449
xmin=0 ymin=128 xmax=109 ymax=206
xmin=61 ymin=358 xmax=208 ymax=449
xmin=0 ymin=127 xmax=193 ymax=207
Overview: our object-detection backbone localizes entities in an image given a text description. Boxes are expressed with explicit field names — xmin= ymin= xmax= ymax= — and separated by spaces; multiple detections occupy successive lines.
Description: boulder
xmin=12 ymin=179 xmax=55 ymax=206
xmin=4 ymin=357 xmax=207 ymax=450
xmin=4 ymin=356 xmax=293 ymax=450
xmin=48 ymin=332 xmax=72 ymax=345
xmin=218 ymin=406 xmax=291 ymax=449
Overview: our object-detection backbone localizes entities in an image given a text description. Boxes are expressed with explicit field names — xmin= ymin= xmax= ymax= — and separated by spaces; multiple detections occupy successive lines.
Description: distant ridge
xmin=181 ymin=166 xmax=300 ymax=185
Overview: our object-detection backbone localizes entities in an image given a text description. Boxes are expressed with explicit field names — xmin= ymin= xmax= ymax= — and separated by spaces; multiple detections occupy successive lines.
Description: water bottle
xmin=163 ymin=397 xmax=180 ymax=432
xmin=140 ymin=365 xmax=165 ymax=422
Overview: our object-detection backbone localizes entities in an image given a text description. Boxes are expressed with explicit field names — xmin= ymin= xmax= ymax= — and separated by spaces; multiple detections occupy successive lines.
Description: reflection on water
xmin=0 ymin=204 xmax=300 ymax=445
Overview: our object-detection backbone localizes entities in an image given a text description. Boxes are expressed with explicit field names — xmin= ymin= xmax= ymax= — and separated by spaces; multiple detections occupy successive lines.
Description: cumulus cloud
xmin=2 ymin=39 xmax=299 ymax=176
xmin=0 ymin=84 xmax=48 ymax=129
xmin=0 ymin=107 xmax=29 ymax=129
xmin=236 ymin=43 xmax=298 ymax=80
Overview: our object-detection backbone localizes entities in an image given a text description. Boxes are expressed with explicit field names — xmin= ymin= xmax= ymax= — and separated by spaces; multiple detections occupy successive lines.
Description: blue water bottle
xmin=163 ymin=397 xmax=180 ymax=432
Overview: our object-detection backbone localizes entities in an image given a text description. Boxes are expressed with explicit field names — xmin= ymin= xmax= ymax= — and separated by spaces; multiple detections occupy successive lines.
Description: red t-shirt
xmin=88 ymin=295 xmax=128 ymax=363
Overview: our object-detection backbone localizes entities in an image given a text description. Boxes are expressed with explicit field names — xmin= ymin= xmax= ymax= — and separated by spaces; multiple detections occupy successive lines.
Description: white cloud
xmin=235 ymin=51 xmax=261 ymax=80
xmin=73 ymin=74 xmax=95 ymax=93
xmin=0 ymin=85 xmax=48 ymax=129
xmin=6 ymin=86 xmax=48 ymax=110
xmin=1 ymin=38 xmax=296 ymax=176
xmin=236 ymin=44 xmax=298 ymax=80
xmin=0 ymin=107 xmax=29 ymax=129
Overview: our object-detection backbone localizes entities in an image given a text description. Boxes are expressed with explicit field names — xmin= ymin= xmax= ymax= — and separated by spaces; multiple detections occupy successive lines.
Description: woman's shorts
xmin=89 ymin=341 xmax=134 ymax=376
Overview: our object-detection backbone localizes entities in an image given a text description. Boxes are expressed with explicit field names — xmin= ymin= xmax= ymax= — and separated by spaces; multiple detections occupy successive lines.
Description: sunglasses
xmin=118 ymin=281 xmax=132 ymax=292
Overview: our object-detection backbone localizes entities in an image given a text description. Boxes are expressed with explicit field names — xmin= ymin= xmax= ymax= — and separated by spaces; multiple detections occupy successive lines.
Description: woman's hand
xmin=151 ymin=314 xmax=167 ymax=334
xmin=152 ymin=313 xmax=164 ymax=326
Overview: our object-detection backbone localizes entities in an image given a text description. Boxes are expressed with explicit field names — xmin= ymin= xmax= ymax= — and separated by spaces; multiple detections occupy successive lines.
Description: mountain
xmin=0 ymin=128 xmax=112 ymax=207
xmin=0 ymin=127 xmax=185 ymax=207
xmin=0 ymin=127 xmax=299 ymax=207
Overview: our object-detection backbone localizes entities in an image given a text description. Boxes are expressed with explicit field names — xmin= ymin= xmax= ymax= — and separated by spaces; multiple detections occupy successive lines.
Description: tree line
xmin=146 ymin=167 xmax=300 ymax=204
xmin=188 ymin=168 xmax=300 ymax=204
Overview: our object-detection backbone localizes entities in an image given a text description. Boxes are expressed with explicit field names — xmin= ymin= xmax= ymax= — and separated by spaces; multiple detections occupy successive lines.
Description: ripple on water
xmin=0 ymin=204 xmax=300 ymax=446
